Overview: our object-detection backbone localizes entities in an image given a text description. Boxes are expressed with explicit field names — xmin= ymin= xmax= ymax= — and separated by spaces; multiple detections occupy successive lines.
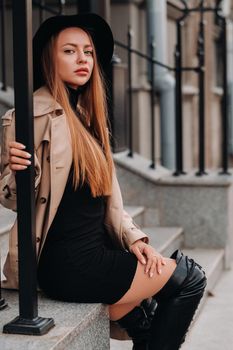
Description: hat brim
xmin=33 ymin=13 xmax=114 ymax=91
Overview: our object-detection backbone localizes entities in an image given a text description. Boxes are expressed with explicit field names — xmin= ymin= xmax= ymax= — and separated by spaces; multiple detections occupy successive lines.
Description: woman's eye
xmin=84 ymin=50 xmax=93 ymax=56
xmin=64 ymin=49 xmax=75 ymax=54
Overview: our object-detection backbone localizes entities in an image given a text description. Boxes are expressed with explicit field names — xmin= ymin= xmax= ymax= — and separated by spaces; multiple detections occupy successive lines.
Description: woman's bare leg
xmin=109 ymin=251 xmax=206 ymax=350
xmin=109 ymin=257 xmax=176 ymax=320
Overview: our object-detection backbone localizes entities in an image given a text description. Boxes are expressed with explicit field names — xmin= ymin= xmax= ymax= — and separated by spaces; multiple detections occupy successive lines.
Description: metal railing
xmin=172 ymin=0 xmax=229 ymax=175
xmin=0 ymin=0 xmax=6 ymax=91
xmin=113 ymin=0 xmax=229 ymax=175
xmin=2 ymin=1 xmax=54 ymax=335
xmin=0 ymin=0 xmax=81 ymax=335
xmin=115 ymin=33 xmax=174 ymax=169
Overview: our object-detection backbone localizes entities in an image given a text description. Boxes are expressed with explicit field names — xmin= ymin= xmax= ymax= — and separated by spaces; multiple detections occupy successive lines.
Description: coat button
xmin=36 ymin=237 xmax=41 ymax=243
xmin=46 ymin=155 xmax=50 ymax=162
xmin=40 ymin=197 xmax=47 ymax=204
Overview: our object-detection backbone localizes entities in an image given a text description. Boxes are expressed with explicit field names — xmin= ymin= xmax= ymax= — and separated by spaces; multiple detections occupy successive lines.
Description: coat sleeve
xmin=121 ymin=209 xmax=149 ymax=248
xmin=0 ymin=109 xmax=41 ymax=211
xmin=105 ymin=168 xmax=149 ymax=249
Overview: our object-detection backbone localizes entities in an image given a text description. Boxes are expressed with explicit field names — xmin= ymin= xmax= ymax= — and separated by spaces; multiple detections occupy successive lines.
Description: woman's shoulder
xmin=33 ymin=86 xmax=63 ymax=117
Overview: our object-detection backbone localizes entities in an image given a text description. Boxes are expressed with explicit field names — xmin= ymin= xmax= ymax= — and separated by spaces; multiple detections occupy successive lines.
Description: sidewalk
xmin=181 ymin=263 xmax=233 ymax=350
xmin=110 ymin=264 xmax=233 ymax=350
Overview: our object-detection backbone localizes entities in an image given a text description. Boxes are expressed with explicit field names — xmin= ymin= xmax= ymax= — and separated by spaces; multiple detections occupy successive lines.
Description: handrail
xmin=167 ymin=1 xmax=185 ymax=12
xmin=0 ymin=0 xmax=6 ymax=91
xmin=3 ymin=1 xmax=54 ymax=335
xmin=115 ymin=40 xmax=174 ymax=71
xmin=32 ymin=0 xmax=62 ymax=16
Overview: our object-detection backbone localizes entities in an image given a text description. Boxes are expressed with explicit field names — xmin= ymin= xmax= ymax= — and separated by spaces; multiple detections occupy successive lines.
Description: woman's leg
xmin=109 ymin=257 xmax=177 ymax=320
xmin=109 ymin=250 xmax=206 ymax=350
xmin=109 ymin=257 xmax=176 ymax=350
xmin=147 ymin=250 xmax=207 ymax=350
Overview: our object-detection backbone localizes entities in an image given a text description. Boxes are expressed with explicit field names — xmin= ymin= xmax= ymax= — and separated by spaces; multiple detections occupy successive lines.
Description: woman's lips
xmin=74 ymin=68 xmax=89 ymax=75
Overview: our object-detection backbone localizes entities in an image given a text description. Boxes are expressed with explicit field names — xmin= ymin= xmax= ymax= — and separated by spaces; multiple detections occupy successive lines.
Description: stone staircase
xmin=0 ymin=203 xmax=225 ymax=349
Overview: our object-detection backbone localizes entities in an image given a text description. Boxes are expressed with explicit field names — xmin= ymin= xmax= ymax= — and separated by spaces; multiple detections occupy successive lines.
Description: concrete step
xmin=0 ymin=289 xmax=109 ymax=350
xmin=124 ymin=205 xmax=160 ymax=228
xmin=181 ymin=248 xmax=225 ymax=321
xmin=110 ymin=248 xmax=225 ymax=350
xmin=124 ymin=205 xmax=145 ymax=227
xmin=144 ymin=226 xmax=184 ymax=257
xmin=180 ymin=261 xmax=233 ymax=350
xmin=0 ymin=231 xmax=8 ymax=280
xmin=143 ymin=207 xmax=160 ymax=227
xmin=182 ymin=248 xmax=225 ymax=295
xmin=0 ymin=205 xmax=16 ymax=236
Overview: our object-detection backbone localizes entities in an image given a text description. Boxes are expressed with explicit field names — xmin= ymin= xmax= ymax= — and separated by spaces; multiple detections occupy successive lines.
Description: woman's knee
xmin=181 ymin=257 xmax=207 ymax=297
xmin=115 ymin=258 xmax=177 ymax=305
xmin=155 ymin=250 xmax=207 ymax=302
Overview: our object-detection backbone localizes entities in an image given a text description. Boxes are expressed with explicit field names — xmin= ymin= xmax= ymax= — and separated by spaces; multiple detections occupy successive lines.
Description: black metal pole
xmin=58 ymin=0 xmax=65 ymax=15
xmin=150 ymin=39 xmax=156 ymax=169
xmin=39 ymin=0 xmax=45 ymax=24
xmin=0 ymin=249 xmax=7 ymax=310
xmin=174 ymin=19 xmax=184 ymax=176
xmin=219 ymin=17 xmax=230 ymax=175
xmin=173 ymin=1 xmax=189 ymax=176
xmin=127 ymin=26 xmax=133 ymax=157
xmin=3 ymin=0 xmax=54 ymax=335
xmin=196 ymin=1 xmax=207 ymax=176
xmin=0 ymin=0 xmax=6 ymax=91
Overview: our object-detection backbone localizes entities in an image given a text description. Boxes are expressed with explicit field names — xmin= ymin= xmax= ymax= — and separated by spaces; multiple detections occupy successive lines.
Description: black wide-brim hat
xmin=33 ymin=13 xmax=114 ymax=91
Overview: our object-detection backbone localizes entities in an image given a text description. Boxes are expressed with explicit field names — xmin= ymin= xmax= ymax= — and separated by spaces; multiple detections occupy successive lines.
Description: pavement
xmin=110 ymin=264 xmax=233 ymax=350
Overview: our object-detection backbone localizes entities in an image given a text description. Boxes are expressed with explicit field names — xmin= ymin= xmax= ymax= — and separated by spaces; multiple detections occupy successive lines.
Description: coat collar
xmin=33 ymin=86 xmax=63 ymax=117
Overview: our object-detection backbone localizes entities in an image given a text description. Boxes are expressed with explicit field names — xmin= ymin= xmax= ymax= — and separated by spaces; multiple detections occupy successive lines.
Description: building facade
xmin=1 ymin=0 xmax=233 ymax=173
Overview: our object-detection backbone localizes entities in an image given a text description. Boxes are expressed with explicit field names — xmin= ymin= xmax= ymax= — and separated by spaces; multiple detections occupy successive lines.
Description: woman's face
xmin=55 ymin=27 xmax=94 ymax=89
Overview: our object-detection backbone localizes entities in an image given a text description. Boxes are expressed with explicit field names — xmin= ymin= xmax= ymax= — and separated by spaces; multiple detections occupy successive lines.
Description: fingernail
xmin=150 ymin=272 xmax=153 ymax=278
xmin=26 ymin=153 xmax=31 ymax=158
xmin=142 ymin=259 xmax=146 ymax=264
xmin=26 ymin=160 xmax=31 ymax=165
xmin=20 ymin=144 xmax=26 ymax=149
xmin=159 ymin=269 xmax=162 ymax=274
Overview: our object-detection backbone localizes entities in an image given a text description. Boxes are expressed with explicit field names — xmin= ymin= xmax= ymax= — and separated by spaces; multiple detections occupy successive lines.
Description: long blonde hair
xmin=41 ymin=31 xmax=114 ymax=197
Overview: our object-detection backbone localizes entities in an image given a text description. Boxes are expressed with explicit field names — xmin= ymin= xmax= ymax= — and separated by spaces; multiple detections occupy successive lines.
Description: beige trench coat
xmin=0 ymin=86 xmax=148 ymax=291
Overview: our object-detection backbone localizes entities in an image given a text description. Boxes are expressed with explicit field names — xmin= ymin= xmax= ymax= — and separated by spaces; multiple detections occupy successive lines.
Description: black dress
xmin=37 ymin=87 xmax=138 ymax=304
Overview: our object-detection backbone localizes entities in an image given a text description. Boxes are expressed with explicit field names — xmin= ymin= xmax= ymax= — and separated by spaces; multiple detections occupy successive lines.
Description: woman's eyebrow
xmin=62 ymin=43 xmax=93 ymax=48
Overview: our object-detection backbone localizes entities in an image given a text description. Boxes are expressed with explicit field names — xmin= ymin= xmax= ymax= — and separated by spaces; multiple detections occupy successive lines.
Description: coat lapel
xmin=47 ymin=113 xmax=73 ymax=231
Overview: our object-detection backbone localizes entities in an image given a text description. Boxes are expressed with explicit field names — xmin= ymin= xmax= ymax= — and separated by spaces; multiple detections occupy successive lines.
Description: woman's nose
xmin=77 ymin=52 xmax=87 ymax=63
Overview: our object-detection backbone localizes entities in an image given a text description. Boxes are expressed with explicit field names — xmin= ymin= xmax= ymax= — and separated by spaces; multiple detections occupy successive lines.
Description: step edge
xmin=124 ymin=205 xmax=145 ymax=218
xmin=51 ymin=304 xmax=108 ymax=350
xmin=144 ymin=226 xmax=184 ymax=253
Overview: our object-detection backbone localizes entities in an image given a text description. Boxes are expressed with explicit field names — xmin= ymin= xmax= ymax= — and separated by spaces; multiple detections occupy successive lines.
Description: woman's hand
xmin=130 ymin=240 xmax=166 ymax=278
xmin=8 ymin=141 xmax=32 ymax=171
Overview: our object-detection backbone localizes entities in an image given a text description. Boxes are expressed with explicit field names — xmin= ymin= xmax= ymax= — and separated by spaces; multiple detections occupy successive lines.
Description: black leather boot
xmin=148 ymin=249 xmax=207 ymax=350
xmin=117 ymin=298 xmax=157 ymax=350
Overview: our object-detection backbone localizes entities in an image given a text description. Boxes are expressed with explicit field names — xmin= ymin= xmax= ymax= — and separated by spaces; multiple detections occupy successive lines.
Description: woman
xmin=0 ymin=13 xmax=206 ymax=349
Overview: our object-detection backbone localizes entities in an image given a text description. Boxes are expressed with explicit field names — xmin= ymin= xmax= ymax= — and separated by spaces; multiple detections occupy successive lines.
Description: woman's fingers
xmin=9 ymin=141 xmax=26 ymax=150
xmin=10 ymin=164 xmax=28 ymax=171
xmin=8 ymin=142 xmax=32 ymax=171
xmin=145 ymin=253 xmax=166 ymax=277
xmin=132 ymin=246 xmax=147 ymax=265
